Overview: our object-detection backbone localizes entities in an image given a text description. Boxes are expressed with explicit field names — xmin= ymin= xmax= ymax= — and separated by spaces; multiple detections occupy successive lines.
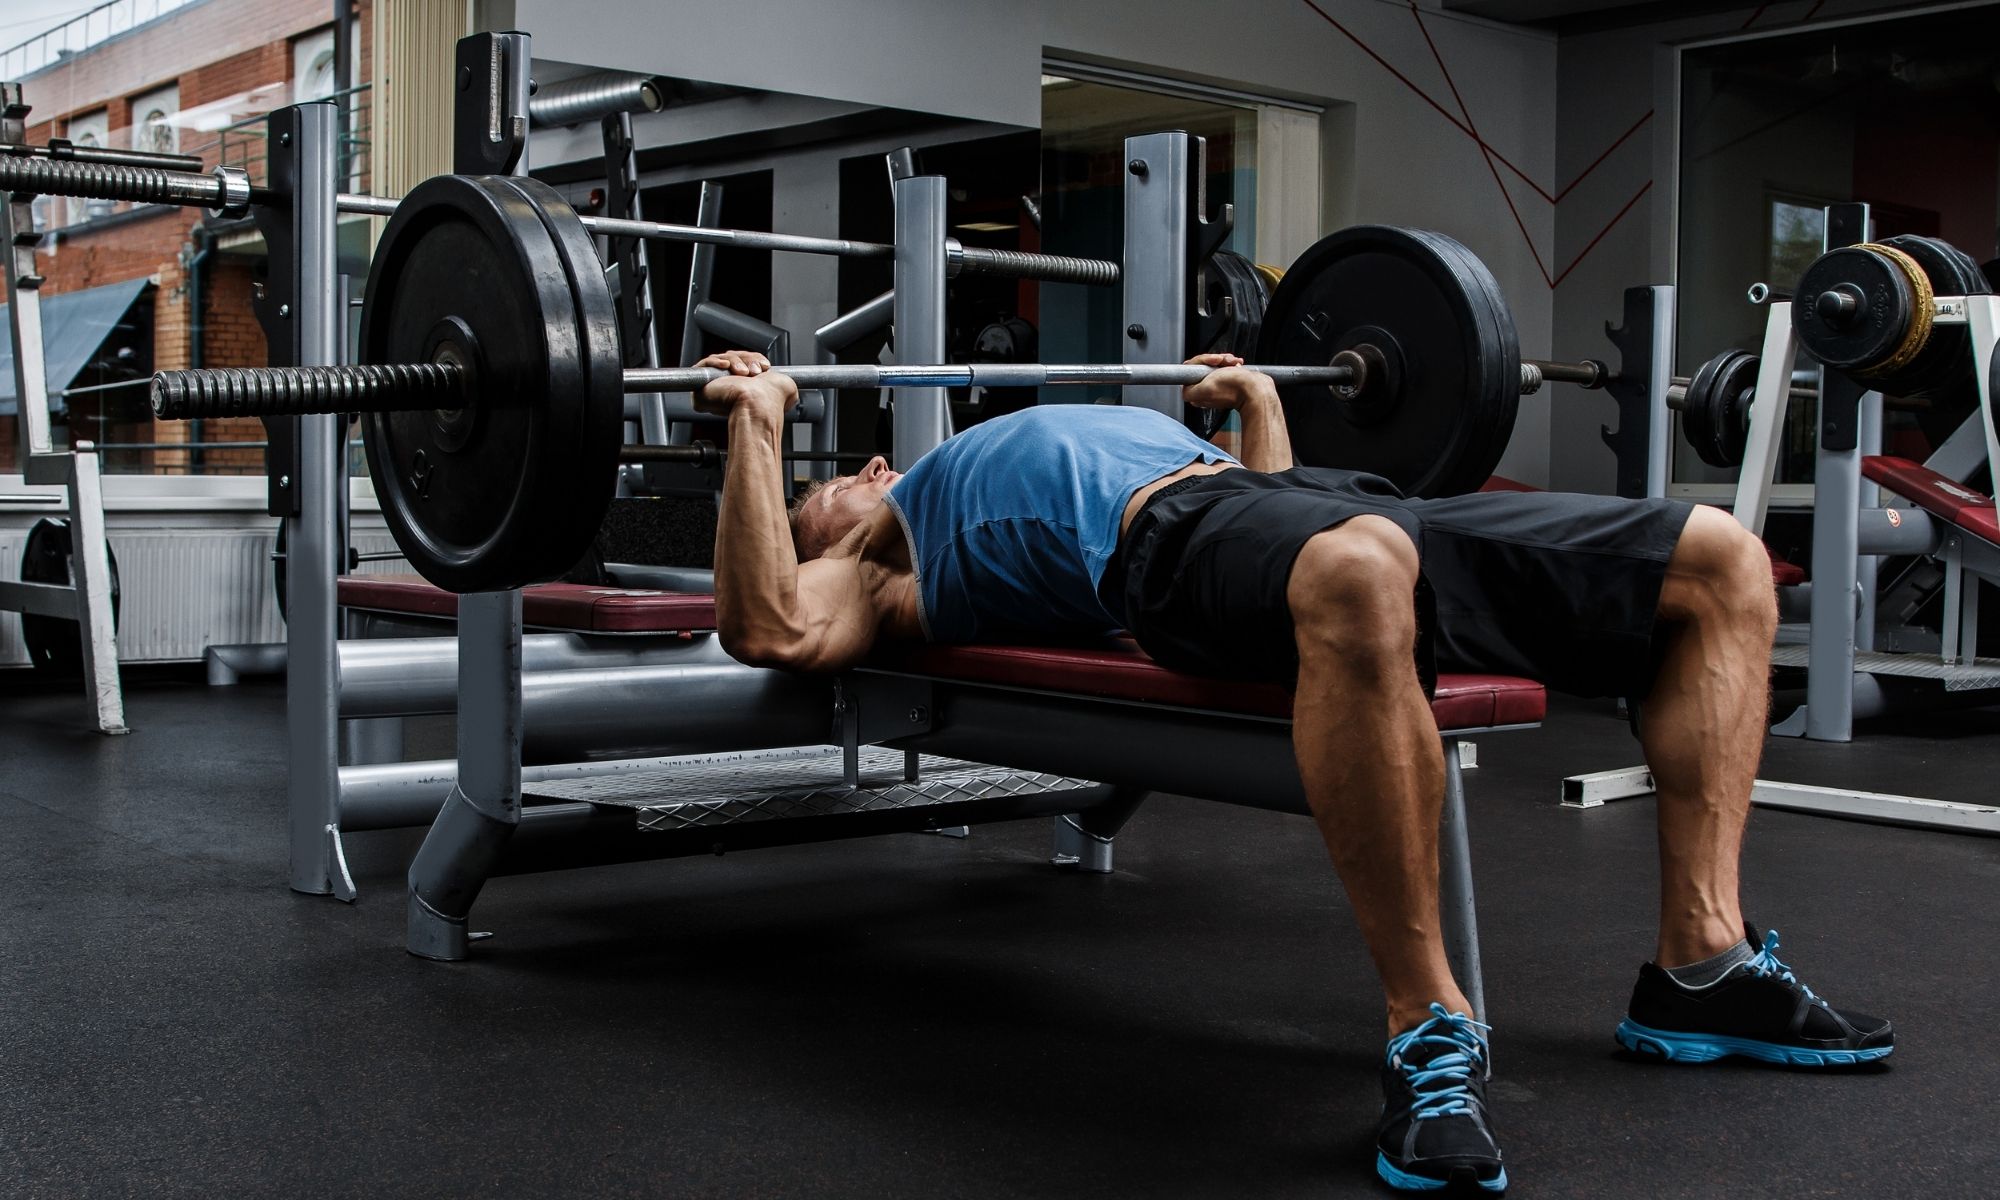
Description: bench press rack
xmin=1565 ymin=200 xmax=2000 ymax=835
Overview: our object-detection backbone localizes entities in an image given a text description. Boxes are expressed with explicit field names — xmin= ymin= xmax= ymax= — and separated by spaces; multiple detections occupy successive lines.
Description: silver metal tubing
xmin=2 ymin=138 xmax=205 ymax=173
xmin=205 ymin=641 xmax=287 ymax=685
xmin=1854 ymin=506 xmax=1938 ymax=557
xmin=527 ymin=70 xmax=666 ymax=127
xmin=623 ymin=361 xmax=1368 ymax=394
xmin=521 ymin=661 xmax=832 ymax=765
xmin=337 ymin=633 xmax=834 ymax=762
xmin=7 ymin=157 xmax=1119 ymax=285
xmin=339 ymin=631 xmax=769 ymax=717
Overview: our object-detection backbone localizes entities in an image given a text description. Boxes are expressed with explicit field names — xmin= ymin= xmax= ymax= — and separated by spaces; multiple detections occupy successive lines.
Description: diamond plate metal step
xmin=1770 ymin=645 xmax=2000 ymax=691
xmin=527 ymin=746 xmax=1098 ymax=832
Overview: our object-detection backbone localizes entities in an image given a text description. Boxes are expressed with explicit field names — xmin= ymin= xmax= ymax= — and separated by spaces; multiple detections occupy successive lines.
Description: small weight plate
xmin=1258 ymin=226 xmax=1519 ymax=497
xmin=18 ymin=517 xmax=120 ymax=676
xmin=1681 ymin=349 xmax=1760 ymax=469
xmin=1187 ymin=250 xmax=1269 ymax=440
xmin=1792 ymin=246 xmax=1916 ymax=371
xmin=361 ymin=174 xmax=620 ymax=592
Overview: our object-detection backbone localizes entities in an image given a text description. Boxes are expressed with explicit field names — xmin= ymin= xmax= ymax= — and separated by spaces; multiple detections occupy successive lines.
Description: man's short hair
xmin=788 ymin=478 xmax=832 ymax=559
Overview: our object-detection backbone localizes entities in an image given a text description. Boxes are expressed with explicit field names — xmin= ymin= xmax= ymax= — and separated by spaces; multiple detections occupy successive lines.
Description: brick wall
xmin=8 ymin=0 xmax=375 ymax=477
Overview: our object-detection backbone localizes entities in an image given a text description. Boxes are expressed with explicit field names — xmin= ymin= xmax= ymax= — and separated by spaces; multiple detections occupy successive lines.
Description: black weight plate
xmin=1187 ymin=250 xmax=1269 ymax=440
xmin=1792 ymin=246 xmax=1916 ymax=371
xmin=1714 ymin=352 xmax=1762 ymax=468
xmin=1678 ymin=352 xmax=1726 ymax=469
xmin=490 ymin=174 xmax=624 ymax=576
xmin=361 ymin=175 xmax=618 ymax=592
xmin=1878 ymin=234 xmax=1991 ymax=447
xmin=19 ymin=517 xmax=120 ymax=676
xmin=1258 ymin=226 xmax=1518 ymax=497
xmin=1423 ymin=231 xmax=1522 ymax=472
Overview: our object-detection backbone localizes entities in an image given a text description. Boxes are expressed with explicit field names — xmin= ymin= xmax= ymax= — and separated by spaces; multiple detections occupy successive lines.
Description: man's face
xmin=802 ymin=455 xmax=900 ymax=556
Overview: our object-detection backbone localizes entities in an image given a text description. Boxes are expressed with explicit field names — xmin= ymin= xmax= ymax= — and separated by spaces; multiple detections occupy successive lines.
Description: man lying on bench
xmin=693 ymin=349 xmax=1891 ymax=1196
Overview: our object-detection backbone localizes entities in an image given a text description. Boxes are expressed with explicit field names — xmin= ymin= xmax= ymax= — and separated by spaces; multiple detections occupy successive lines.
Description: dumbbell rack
xmin=0 ymin=82 xmax=127 ymax=735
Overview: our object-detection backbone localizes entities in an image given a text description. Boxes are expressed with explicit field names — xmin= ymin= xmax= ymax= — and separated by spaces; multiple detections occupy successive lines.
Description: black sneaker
xmin=1615 ymin=925 xmax=1894 ymax=1066
xmin=1376 ymin=1003 xmax=1507 ymax=1194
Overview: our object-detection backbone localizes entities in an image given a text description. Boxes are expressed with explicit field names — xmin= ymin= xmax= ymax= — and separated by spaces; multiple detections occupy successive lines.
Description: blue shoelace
xmin=1385 ymin=1003 xmax=1491 ymax=1120
xmin=1741 ymin=928 xmax=1820 ymax=1003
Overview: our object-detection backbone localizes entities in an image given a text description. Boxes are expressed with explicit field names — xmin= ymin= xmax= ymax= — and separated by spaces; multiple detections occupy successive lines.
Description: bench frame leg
xmin=407 ymin=589 xmax=523 ymax=961
xmin=1437 ymin=737 xmax=1485 ymax=1022
xmin=1052 ymin=786 xmax=1149 ymax=873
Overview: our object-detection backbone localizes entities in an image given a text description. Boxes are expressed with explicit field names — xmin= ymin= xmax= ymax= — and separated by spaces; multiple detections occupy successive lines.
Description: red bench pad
xmin=866 ymin=640 xmax=1545 ymax=731
xmin=336 ymin=577 xmax=1545 ymax=730
xmin=1768 ymin=549 xmax=1805 ymax=587
xmin=1862 ymin=456 xmax=2000 ymax=545
xmin=336 ymin=576 xmax=718 ymax=633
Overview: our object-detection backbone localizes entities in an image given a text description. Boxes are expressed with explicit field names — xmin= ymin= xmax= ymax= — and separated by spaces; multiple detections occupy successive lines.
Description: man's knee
xmin=1665 ymin=506 xmax=1777 ymax=634
xmin=1288 ymin=516 xmax=1421 ymax=666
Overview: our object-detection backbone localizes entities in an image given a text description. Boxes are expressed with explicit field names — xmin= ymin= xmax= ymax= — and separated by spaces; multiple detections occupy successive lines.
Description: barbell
xmin=0 ymin=153 xmax=1117 ymax=285
xmin=130 ymin=175 xmax=1642 ymax=591
xmin=131 ymin=174 xmax=1554 ymax=590
xmin=4 ymin=157 xmax=1623 ymax=591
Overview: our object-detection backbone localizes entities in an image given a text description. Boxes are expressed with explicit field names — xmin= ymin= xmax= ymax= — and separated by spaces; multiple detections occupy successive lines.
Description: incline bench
xmin=1862 ymin=455 xmax=2000 ymax=666
xmin=337 ymin=576 xmax=1545 ymax=1015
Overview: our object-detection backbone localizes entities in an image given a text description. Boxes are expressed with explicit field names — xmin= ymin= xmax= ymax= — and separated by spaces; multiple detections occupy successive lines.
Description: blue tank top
xmin=883 ymin=404 xmax=1236 ymax=642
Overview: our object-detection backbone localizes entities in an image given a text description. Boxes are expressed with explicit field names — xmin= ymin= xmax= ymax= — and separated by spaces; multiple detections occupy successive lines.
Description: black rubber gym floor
xmin=3 ymin=669 xmax=1996 ymax=1198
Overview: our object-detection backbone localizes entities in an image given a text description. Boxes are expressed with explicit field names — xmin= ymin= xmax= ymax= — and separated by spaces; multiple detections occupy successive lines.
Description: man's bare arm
xmin=700 ymin=353 xmax=882 ymax=672
xmin=1182 ymin=353 xmax=1293 ymax=473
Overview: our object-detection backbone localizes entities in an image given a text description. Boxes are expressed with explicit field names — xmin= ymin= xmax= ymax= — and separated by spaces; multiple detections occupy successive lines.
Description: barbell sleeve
xmin=0 ymin=155 xmax=254 ymax=216
xmin=151 ymin=363 xmax=467 ymax=419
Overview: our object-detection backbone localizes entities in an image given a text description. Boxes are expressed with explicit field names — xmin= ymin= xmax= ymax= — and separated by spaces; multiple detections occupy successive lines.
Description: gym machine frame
xmin=0 ymin=83 xmax=126 ymax=734
xmin=1566 ymin=201 xmax=2000 ymax=835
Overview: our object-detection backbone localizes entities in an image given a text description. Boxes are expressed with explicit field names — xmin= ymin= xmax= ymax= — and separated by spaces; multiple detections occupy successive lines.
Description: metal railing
xmin=1 ymin=0 xmax=201 ymax=82
xmin=196 ymin=83 xmax=373 ymax=202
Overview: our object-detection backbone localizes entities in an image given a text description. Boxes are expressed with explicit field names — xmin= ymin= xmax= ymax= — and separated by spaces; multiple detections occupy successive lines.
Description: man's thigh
xmin=1112 ymin=468 xmax=1431 ymax=684
xmin=1405 ymin=490 xmax=1695 ymax=698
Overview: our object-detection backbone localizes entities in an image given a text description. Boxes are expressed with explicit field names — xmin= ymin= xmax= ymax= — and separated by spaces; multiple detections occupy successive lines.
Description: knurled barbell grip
xmin=150 ymin=362 xmax=468 ymax=419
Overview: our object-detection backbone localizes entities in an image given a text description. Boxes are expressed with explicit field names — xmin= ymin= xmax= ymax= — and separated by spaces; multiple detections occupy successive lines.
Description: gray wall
xmin=512 ymin=0 xmax=1563 ymax=484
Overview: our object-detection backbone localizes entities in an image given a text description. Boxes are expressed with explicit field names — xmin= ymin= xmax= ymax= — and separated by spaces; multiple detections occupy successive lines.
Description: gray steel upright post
xmin=1856 ymin=392 xmax=1883 ymax=651
xmin=406 ymin=589 xmax=524 ymax=960
xmin=286 ymin=103 xmax=345 ymax=894
xmin=1120 ymin=132 xmax=1192 ymax=418
xmin=1436 ymin=742 xmax=1485 ymax=1022
xmin=670 ymin=181 xmax=725 ymax=447
xmin=892 ymin=176 xmax=950 ymax=468
xmin=1644 ymin=286 xmax=1677 ymax=499
xmin=1796 ymin=203 xmax=1872 ymax=743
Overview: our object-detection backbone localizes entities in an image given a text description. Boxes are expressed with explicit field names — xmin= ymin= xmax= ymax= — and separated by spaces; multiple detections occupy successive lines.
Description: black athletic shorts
xmin=1098 ymin=467 xmax=1696 ymax=700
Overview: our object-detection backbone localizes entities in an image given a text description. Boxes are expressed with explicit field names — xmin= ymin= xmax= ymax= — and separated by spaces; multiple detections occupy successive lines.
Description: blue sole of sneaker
xmin=1615 ymin=1019 xmax=1893 ymax=1066
xmin=1375 ymin=1152 xmax=1508 ymax=1193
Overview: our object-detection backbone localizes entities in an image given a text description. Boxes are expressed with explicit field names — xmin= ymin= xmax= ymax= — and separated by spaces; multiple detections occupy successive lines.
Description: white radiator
xmin=0 ymin=525 xmax=410 ymax=665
